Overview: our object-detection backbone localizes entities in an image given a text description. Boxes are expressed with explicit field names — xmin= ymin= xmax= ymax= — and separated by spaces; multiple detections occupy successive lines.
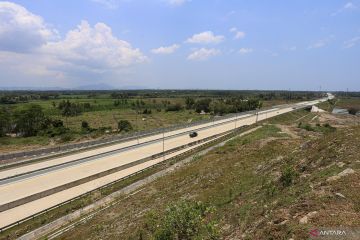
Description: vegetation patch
xmin=143 ymin=200 xmax=219 ymax=240
xmin=298 ymin=122 xmax=336 ymax=133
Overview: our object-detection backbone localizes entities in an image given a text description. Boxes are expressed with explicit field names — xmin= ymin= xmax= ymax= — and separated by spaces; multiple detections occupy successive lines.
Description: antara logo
xmin=309 ymin=229 xmax=319 ymax=237
xmin=309 ymin=228 xmax=347 ymax=237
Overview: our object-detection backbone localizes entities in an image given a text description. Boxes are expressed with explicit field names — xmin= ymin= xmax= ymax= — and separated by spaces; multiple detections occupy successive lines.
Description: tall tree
xmin=0 ymin=107 xmax=11 ymax=137
xmin=14 ymin=104 xmax=47 ymax=137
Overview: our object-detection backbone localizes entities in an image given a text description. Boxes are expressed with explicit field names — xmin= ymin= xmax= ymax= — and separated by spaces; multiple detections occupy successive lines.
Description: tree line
xmin=0 ymin=104 xmax=134 ymax=138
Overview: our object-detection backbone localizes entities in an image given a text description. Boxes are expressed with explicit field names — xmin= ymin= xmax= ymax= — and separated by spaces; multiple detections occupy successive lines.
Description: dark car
xmin=189 ymin=132 xmax=198 ymax=138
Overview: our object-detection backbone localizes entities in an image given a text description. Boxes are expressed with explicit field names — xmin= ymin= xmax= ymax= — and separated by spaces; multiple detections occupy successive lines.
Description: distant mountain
xmin=120 ymin=85 xmax=149 ymax=90
xmin=0 ymin=84 xmax=149 ymax=91
xmin=74 ymin=84 xmax=149 ymax=90
xmin=0 ymin=86 xmax=67 ymax=91
xmin=74 ymin=83 xmax=114 ymax=90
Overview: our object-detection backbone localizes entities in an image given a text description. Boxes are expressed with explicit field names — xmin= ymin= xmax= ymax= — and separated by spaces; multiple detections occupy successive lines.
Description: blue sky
xmin=0 ymin=0 xmax=359 ymax=90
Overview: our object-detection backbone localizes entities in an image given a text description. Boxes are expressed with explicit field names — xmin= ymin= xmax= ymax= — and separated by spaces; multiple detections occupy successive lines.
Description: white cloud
xmin=0 ymin=2 xmax=57 ymax=52
xmin=151 ymin=44 xmax=180 ymax=54
xmin=230 ymin=27 xmax=246 ymax=40
xmin=186 ymin=31 xmax=225 ymax=44
xmin=308 ymin=36 xmax=334 ymax=49
xmin=187 ymin=48 xmax=220 ymax=61
xmin=44 ymin=21 xmax=147 ymax=70
xmin=286 ymin=46 xmax=297 ymax=51
xmin=309 ymin=40 xmax=326 ymax=49
xmin=0 ymin=2 xmax=147 ymax=87
xmin=343 ymin=36 xmax=360 ymax=48
xmin=91 ymin=0 xmax=119 ymax=9
xmin=344 ymin=2 xmax=357 ymax=9
xmin=238 ymin=48 xmax=253 ymax=54
xmin=331 ymin=2 xmax=357 ymax=16
xmin=264 ymin=49 xmax=279 ymax=57
xmin=166 ymin=0 xmax=190 ymax=6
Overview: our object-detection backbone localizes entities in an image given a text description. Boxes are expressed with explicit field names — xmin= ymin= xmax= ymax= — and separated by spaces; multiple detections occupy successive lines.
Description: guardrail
xmin=0 ymin=127 xmax=242 ymax=233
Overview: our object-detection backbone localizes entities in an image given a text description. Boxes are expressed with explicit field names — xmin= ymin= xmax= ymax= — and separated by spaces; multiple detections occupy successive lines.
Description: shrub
xmin=143 ymin=108 xmax=152 ymax=114
xmin=298 ymin=122 xmax=315 ymax=131
xmin=58 ymin=100 xmax=82 ymax=117
xmin=118 ymin=120 xmax=133 ymax=132
xmin=81 ymin=121 xmax=90 ymax=130
xmin=194 ymin=98 xmax=212 ymax=113
xmin=14 ymin=104 xmax=47 ymax=137
xmin=185 ymin=97 xmax=195 ymax=109
xmin=279 ymin=166 xmax=297 ymax=187
xmin=52 ymin=119 xmax=64 ymax=128
xmin=0 ymin=107 xmax=11 ymax=137
xmin=322 ymin=123 xmax=336 ymax=132
xmin=166 ymin=103 xmax=183 ymax=112
xmin=60 ymin=133 xmax=75 ymax=142
xmin=146 ymin=200 xmax=219 ymax=240
xmin=348 ymin=107 xmax=359 ymax=115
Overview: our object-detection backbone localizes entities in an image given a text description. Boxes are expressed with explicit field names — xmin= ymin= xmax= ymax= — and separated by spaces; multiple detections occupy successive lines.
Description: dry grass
xmin=56 ymin=112 xmax=360 ymax=240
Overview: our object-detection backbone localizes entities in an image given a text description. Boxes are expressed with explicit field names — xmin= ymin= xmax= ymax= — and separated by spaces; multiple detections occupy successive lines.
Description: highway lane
xmin=1 ymin=99 xmax=319 ymax=183
xmin=0 ymin=113 xmax=254 ymax=182
xmin=0 ymin=96 xmax=330 ymax=229
xmin=0 ymin=136 xmax=220 ymax=229
xmin=0 ymin=113 xmax=257 ymax=206
xmin=0 ymin=99 xmax=326 ymax=206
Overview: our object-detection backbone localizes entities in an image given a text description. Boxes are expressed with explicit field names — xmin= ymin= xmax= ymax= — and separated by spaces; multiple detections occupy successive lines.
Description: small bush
xmin=60 ymin=133 xmax=75 ymax=143
xmin=81 ymin=121 xmax=90 ymax=130
xmin=321 ymin=123 xmax=336 ymax=132
xmin=265 ymin=183 xmax=277 ymax=197
xmin=118 ymin=120 xmax=133 ymax=132
xmin=145 ymin=200 xmax=219 ymax=240
xmin=348 ymin=107 xmax=359 ymax=115
xmin=279 ymin=166 xmax=297 ymax=187
xmin=52 ymin=119 xmax=64 ymax=128
xmin=143 ymin=109 xmax=152 ymax=114
xmin=166 ymin=103 xmax=183 ymax=112
xmin=298 ymin=122 xmax=315 ymax=131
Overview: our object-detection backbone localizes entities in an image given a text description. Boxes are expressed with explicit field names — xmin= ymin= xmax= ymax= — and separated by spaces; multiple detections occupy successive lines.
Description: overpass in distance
xmin=0 ymin=94 xmax=333 ymax=230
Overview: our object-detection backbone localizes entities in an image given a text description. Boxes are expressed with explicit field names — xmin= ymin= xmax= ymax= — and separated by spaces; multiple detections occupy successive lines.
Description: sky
xmin=0 ymin=0 xmax=359 ymax=91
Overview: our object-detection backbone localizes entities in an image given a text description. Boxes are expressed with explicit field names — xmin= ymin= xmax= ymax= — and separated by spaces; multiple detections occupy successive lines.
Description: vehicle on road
xmin=189 ymin=132 xmax=198 ymax=138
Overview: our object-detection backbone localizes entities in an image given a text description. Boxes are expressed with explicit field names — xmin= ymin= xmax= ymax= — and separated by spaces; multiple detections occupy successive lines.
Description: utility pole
xmin=212 ymin=96 xmax=215 ymax=126
xmin=135 ymin=106 xmax=139 ymax=144
xmin=234 ymin=112 xmax=237 ymax=130
xmin=162 ymin=129 xmax=165 ymax=161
